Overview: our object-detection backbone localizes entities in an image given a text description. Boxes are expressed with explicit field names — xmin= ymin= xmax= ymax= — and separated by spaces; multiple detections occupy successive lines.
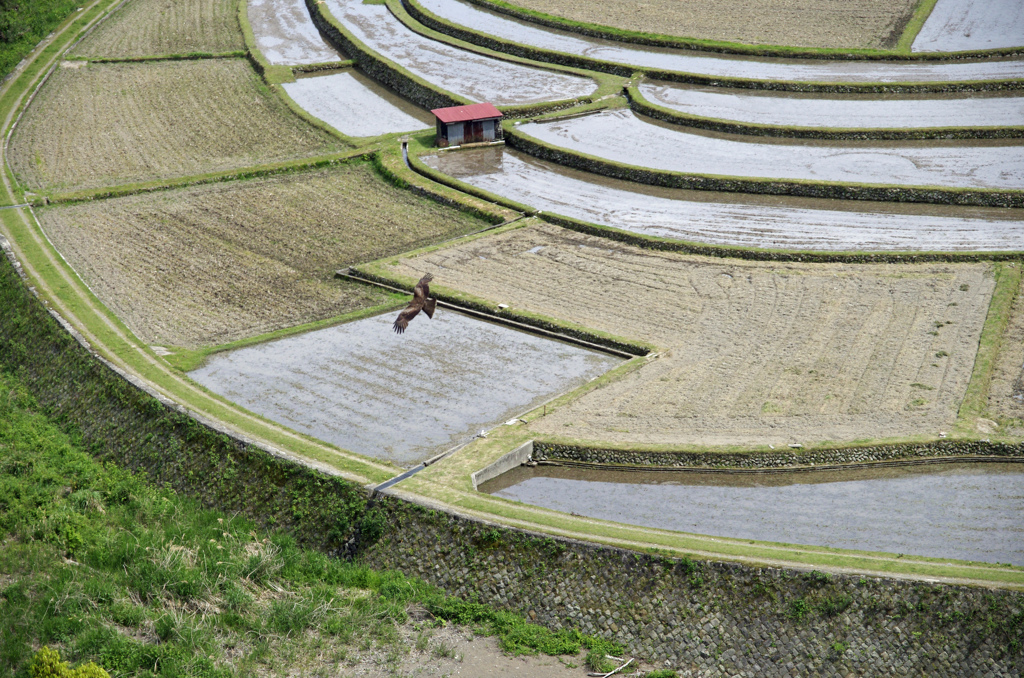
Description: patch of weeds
xmin=787 ymin=598 xmax=811 ymax=622
xmin=960 ymin=284 xmax=970 ymax=291
xmin=910 ymin=383 xmax=935 ymax=390
xmin=935 ymin=351 xmax=949 ymax=358
xmin=645 ymin=671 xmax=678 ymax=678
xmin=432 ymin=640 xmax=458 ymax=659
xmin=817 ymin=595 xmax=853 ymax=617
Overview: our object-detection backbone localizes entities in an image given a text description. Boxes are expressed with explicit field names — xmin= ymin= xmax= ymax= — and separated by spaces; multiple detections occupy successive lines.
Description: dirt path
xmin=387 ymin=221 xmax=994 ymax=447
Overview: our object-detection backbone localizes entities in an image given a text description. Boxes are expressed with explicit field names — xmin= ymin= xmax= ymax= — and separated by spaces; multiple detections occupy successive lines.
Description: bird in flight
xmin=393 ymin=273 xmax=437 ymax=334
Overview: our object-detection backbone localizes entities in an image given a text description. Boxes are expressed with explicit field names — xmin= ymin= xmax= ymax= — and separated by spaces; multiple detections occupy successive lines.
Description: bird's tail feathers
xmin=423 ymin=297 xmax=437 ymax=319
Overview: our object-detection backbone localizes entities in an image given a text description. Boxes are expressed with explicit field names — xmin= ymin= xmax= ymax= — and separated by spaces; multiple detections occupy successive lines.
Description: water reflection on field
xmin=188 ymin=311 xmax=620 ymax=466
xmin=484 ymin=462 xmax=1024 ymax=565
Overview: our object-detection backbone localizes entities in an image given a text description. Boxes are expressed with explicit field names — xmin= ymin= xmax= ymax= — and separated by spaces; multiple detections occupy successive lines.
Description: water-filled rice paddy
xmin=424 ymin=147 xmax=1024 ymax=251
xmin=248 ymin=0 xmax=344 ymax=64
xmin=517 ymin=109 xmax=1024 ymax=190
xmin=284 ymin=70 xmax=431 ymax=137
xmin=485 ymin=462 xmax=1024 ymax=565
xmin=911 ymin=0 xmax=1024 ymax=52
xmin=188 ymin=311 xmax=621 ymax=465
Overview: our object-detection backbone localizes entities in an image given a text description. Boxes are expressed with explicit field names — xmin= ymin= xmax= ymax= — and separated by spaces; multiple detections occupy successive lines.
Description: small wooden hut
xmin=432 ymin=103 xmax=503 ymax=148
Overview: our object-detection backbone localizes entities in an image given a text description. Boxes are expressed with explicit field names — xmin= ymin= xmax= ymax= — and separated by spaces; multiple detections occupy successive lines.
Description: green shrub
xmin=29 ymin=646 xmax=110 ymax=678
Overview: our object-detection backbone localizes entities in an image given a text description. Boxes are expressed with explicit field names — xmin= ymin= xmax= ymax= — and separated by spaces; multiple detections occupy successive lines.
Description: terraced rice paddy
xmin=487 ymin=463 xmax=1024 ymax=565
xmin=424 ymin=147 xmax=1024 ymax=252
xmin=457 ymin=0 xmax=917 ymax=48
xmin=8 ymin=59 xmax=344 ymax=193
xmin=911 ymin=0 xmax=1024 ymax=52
xmin=638 ymin=82 xmax=1024 ymax=130
xmin=284 ymin=70 xmax=431 ymax=137
xmin=35 ymin=163 xmax=491 ymax=348
xmin=517 ymin=109 xmax=1024 ymax=190
xmin=189 ymin=311 xmax=621 ymax=465
xmin=323 ymin=0 xmax=596 ymax=105
xmin=382 ymin=222 xmax=994 ymax=446
xmin=71 ymin=0 xmax=244 ymax=58
xmin=416 ymin=0 xmax=1024 ymax=83
xmin=248 ymin=0 xmax=344 ymax=64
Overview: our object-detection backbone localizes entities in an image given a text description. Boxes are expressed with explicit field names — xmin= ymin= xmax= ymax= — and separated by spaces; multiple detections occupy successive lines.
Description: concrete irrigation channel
xmin=515 ymin=109 xmax=1024 ymax=191
xmin=322 ymin=0 xmax=596 ymax=105
xmin=483 ymin=461 xmax=1024 ymax=566
xmin=414 ymin=0 xmax=1024 ymax=85
xmin=423 ymin=146 xmax=1024 ymax=252
xmin=248 ymin=0 xmax=344 ymax=65
xmin=638 ymin=81 xmax=1024 ymax=130
xmin=187 ymin=310 xmax=621 ymax=466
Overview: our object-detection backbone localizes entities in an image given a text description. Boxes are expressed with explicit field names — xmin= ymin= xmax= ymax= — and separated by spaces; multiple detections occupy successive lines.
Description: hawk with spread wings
xmin=393 ymin=273 xmax=437 ymax=334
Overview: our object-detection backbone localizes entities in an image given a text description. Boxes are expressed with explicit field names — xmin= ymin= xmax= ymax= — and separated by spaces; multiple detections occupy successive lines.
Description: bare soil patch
xmin=387 ymin=222 xmax=994 ymax=447
xmin=71 ymin=0 xmax=243 ymax=58
xmin=35 ymin=162 xmax=490 ymax=348
xmin=989 ymin=271 xmax=1024 ymax=427
xmin=8 ymin=59 xmax=343 ymax=194
xmin=499 ymin=0 xmax=917 ymax=49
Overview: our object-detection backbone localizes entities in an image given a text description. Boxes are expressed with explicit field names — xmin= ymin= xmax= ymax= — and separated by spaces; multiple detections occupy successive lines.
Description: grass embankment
xmin=0 ymin=369 xmax=627 ymax=678
xmin=0 ymin=0 xmax=82 ymax=80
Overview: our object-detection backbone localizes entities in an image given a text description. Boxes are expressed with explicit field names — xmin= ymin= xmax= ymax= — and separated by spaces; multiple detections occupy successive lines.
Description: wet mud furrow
xmin=322 ymin=0 xmax=595 ymax=105
xmin=424 ymin=147 xmax=1024 ymax=252
xmin=417 ymin=0 xmax=1024 ymax=83
xmin=517 ymin=110 xmax=1024 ymax=191
xmin=638 ymin=82 xmax=1024 ymax=130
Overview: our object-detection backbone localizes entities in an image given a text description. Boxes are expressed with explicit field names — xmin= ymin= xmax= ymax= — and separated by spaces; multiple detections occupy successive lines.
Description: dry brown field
xmin=72 ymin=0 xmax=243 ymax=58
xmin=36 ymin=163 xmax=491 ymax=348
xmin=8 ymin=60 xmax=343 ymax=194
xmin=501 ymin=0 xmax=917 ymax=49
xmin=386 ymin=222 xmax=995 ymax=447
xmin=989 ymin=273 xmax=1024 ymax=428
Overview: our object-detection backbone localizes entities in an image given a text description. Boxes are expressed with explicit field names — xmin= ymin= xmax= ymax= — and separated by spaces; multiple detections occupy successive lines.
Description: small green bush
xmin=29 ymin=646 xmax=110 ymax=678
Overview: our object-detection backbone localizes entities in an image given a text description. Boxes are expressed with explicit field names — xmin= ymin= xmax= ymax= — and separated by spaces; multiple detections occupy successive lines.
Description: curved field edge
xmin=624 ymin=82 xmax=1024 ymax=141
xmin=404 ymin=132 xmax=1024 ymax=263
xmin=503 ymin=123 xmax=1024 ymax=209
xmin=453 ymin=0 xmax=1021 ymax=60
xmin=0 ymin=0 xmax=1021 ymax=592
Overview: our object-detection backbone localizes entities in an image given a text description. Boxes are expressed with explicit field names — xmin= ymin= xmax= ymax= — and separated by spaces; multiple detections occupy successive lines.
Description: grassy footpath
xmin=0 ymin=369 xmax=629 ymax=678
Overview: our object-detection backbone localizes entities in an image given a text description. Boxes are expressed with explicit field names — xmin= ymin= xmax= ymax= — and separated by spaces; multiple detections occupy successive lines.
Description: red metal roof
xmin=431 ymin=103 xmax=503 ymax=124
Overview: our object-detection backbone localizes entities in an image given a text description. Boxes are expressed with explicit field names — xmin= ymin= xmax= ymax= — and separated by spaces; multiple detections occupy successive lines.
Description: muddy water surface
xmin=284 ymin=70 xmax=430 ymax=137
xmin=188 ymin=311 xmax=620 ymax=466
xmin=248 ymin=0 xmax=343 ymax=65
xmin=485 ymin=462 xmax=1024 ymax=565
xmin=518 ymin=109 xmax=1024 ymax=190
xmin=418 ymin=0 xmax=1024 ymax=83
xmin=323 ymin=0 xmax=595 ymax=104
xmin=639 ymin=82 xmax=1024 ymax=129
xmin=424 ymin=147 xmax=1024 ymax=251
xmin=912 ymin=0 xmax=1024 ymax=52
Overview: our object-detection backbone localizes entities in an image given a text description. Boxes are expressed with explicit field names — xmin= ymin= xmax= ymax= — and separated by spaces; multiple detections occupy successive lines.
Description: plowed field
xmin=8 ymin=60 xmax=343 ymax=194
xmin=36 ymin=162 xmax=490 ymax=348
xmin=500 ymin=0 xmax=917 ymax=49
xmin=385 ymin=222 xmax=994 ymax=446
xmin=72 ymin=0 xmax=243 ymax=58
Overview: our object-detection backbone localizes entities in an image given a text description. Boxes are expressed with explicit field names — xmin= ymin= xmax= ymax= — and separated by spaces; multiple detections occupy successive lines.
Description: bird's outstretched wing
xmin=393 ymin=273 xmax=436 ymax=333
xmin=393 ymin=304 xmax=420 ymax=334
xmin=413 ymin=273 xmax=433 ymax=303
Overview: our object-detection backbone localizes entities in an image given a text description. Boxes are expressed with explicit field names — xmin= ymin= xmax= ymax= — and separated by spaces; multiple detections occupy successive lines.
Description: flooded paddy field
xmin=323 ymin=0 xmax=595 ymax=105
xmin=284 ymin=70 xmax=431 ymax=137
xmin=417 ymin=0 xmax=1024 ymax=83
xmin=424 ymin=147 xmax=1024 ymax=251
xmin=188 ymin=311 xmax=621 ymax=466
xmin=468 ymin=0 xmax=916 ymax=50
xmin=7 ymin=60 xmax=344 ymax=194
xmin=518 ymin=109 xmax=1024 ymax=190
xmin=71 ymin=0 xmax=243 ymax=58
xmin=912 ymin=0 xmax=1024 ymax=52
xmin=383 ymin=222 xmax=994 ymax=446
xmin=638 ymin=82 xmax=1024 ymax=130
xmin=484 ymin=462 xmax=1024 ymax=565
xmin=35 ymin=162 xmax=490 ymax=348
xmin=248 ymin=0 xmax=344 ymax=65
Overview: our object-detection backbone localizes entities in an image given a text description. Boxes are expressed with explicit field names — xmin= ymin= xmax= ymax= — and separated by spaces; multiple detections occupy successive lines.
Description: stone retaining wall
xmin=533 ymin=439 xmax=1024 ymax=469
xmin=3 ymin=235 xmax=1023 ymax=676
xmin=361 ymin=496 xmax=1024 ymax=677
